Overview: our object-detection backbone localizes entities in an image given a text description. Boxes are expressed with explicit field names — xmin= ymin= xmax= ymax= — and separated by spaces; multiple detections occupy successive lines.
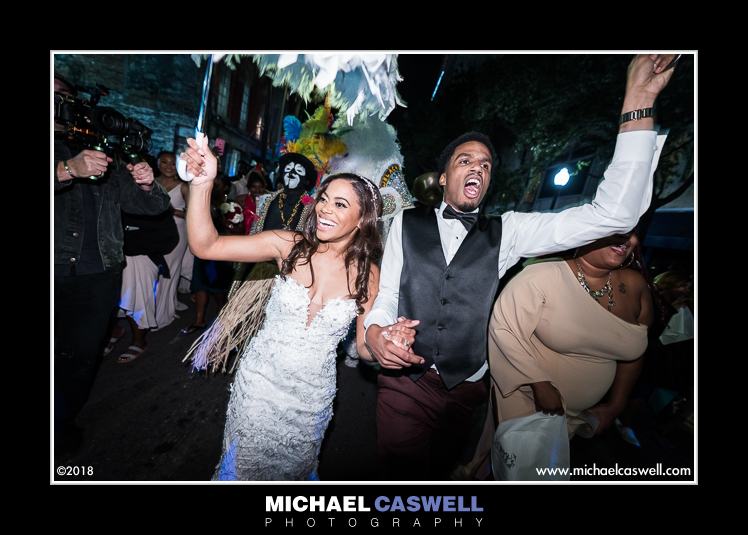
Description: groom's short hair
xmin=437 ymin=131 xmax=497 ymax=176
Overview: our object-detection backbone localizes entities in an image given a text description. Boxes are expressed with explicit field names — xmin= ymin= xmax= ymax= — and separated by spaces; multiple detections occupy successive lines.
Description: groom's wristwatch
xmin=619 ymin=107 xmax=654 ymax=125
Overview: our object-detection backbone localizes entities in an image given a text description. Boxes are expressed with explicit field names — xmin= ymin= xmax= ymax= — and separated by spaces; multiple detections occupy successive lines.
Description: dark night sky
xmin=385 ymin=53 xmax=693 ymax=180
xmin=392 ymin=54 xmax=446 ymax=106
xmin=387 ymin=54 xmax=513 ymax=177
xmin=389 ymin=54 xmax=495 ymax=107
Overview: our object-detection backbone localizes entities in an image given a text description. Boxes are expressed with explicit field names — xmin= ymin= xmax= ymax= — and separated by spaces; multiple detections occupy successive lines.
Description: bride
xmin=181 ymin=137 xmax=419 ymax=480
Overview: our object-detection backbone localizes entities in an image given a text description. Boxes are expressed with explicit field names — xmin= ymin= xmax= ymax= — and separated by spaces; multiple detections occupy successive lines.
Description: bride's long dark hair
xmin=281 ymin=173 xmax=384 ymax=314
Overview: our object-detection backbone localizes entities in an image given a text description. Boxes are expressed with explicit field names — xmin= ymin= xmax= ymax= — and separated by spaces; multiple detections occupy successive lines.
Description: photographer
xmin=53 ymin=74 xmax=170 ymax=460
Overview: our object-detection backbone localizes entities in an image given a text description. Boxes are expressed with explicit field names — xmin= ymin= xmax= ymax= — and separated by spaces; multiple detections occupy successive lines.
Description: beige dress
xmin=119 ymin=184 xmax=188 ymax=330
xmin=489 ymin=260 xmax=648 ymax=436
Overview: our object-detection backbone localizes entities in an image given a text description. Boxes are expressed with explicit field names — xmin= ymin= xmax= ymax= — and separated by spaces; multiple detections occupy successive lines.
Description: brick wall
xmin=54 ymin=54 xmax=202 ymax=156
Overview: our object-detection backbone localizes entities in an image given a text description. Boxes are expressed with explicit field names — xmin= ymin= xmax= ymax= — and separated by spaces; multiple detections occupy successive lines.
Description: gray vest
xmin=398 ymin=204 xmax=502 ymax=389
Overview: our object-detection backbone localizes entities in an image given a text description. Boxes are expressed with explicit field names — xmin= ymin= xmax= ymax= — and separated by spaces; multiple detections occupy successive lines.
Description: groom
xmin=362 ymin=54 xmax=678 ymax=479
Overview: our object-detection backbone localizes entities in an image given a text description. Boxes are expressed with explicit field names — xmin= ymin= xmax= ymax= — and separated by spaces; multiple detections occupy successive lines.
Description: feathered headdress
xmin=326 ymin=115 xmax=414 ymax=216
xmin=280 ymin=100 xmax=347 ymax=188
xmin=324 ymin=115 xmax=415 ymax=244
xmin=252 ymin=54 xmax=406 ymax=126
xmin=190 ymin=53 xmax=406 ymax=126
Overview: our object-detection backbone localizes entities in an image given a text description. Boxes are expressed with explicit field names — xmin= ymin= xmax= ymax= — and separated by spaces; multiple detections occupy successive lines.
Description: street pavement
xmin=54 ymin=295 xmax=694 ymax=482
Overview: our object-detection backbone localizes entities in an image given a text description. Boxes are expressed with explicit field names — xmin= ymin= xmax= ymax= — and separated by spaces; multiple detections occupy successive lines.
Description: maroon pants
xmin=377 ymin=369 xmax=488 ymax=480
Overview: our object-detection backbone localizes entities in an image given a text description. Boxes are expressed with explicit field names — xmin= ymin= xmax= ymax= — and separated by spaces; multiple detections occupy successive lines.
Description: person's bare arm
xmin=182 ymin=136 xmax=295 ymax=263
xmin=173 ymin=182 xmax=190 ymax=218
xmin=586 ymin=272 xmax=651 ymax=432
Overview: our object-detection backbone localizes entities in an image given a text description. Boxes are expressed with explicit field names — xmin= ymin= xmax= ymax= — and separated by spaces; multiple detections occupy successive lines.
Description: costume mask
xmin=278 ymin=153 xmax=316 ymax=192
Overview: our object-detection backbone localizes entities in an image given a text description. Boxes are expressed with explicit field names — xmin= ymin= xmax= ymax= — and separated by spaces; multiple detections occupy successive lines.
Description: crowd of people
xmin=54 ymin=54 xmax=692 ymax=481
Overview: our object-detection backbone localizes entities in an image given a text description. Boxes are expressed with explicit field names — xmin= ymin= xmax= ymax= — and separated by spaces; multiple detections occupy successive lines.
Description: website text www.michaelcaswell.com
xmin=536 ymin=462 xmax=692 ymax=478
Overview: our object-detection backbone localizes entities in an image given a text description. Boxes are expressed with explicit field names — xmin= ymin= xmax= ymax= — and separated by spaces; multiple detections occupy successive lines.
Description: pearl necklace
xmin=575 ymin=260 xmax=615 ymax=311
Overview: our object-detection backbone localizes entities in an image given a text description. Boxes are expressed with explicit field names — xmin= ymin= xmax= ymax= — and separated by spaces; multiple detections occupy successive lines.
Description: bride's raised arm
xmin=181 ymin=136 xmax=296 ymax=264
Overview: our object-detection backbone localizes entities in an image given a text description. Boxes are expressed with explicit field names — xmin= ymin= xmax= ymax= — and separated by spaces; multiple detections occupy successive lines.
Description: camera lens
xmin=57 ymin=88 xmax=153 ymax=163
xmin=129 ymin=119 xmax=148 ymax=133
xmin=94 ymin=107 xmax=128 ymax=135
xmin=122 ymin=133 xmax=151 ymax=154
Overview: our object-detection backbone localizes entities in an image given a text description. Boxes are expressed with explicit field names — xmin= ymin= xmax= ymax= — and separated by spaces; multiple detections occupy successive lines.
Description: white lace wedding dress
xmin=214 ymin=275 xmax=357 ymax=480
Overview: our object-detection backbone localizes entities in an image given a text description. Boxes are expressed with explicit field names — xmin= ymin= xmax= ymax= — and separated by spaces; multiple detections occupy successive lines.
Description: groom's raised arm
xmin=498 ymin=54 xmax=679 ymax=275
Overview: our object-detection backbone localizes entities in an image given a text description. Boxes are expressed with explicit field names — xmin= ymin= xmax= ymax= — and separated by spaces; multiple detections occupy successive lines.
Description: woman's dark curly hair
xmin=281 ymin=173 xmax=384 ymax=314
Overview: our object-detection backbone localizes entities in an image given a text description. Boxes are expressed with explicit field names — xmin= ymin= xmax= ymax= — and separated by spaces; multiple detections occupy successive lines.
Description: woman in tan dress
xmin=489 ymin=231 xmax=653 ymax=439
xmin=458 ymin=232 xmax=654 ymax=480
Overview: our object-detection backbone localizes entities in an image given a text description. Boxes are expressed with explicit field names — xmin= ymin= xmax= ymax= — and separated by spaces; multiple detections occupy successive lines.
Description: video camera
xmin=54 ymin=83 xmax=153 ymax=174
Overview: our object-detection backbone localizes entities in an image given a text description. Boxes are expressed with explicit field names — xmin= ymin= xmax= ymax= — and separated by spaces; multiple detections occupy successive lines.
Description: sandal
xmin=103 ymin=336 xmax=121 ymax=357
xmin=103 ymin=325 xmax=127 ymax=356
xmin=116 ymin=345 xmax=147 ymax=364
xmin=179 ymin=324 xmax=207 ymax=336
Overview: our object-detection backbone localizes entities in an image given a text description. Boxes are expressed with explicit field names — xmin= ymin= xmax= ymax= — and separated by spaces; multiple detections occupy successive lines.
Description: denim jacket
xmin=54 ymin=140 xmax=171 ymax=274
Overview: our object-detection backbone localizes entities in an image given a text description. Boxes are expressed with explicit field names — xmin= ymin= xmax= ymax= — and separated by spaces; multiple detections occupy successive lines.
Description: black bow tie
xmin=442 ymin=205 xmax=478 ymax=230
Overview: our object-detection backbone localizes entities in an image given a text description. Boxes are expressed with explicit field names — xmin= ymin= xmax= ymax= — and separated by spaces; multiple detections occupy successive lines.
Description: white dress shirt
xmin=364 ymin=129 xmax=667 ymax=381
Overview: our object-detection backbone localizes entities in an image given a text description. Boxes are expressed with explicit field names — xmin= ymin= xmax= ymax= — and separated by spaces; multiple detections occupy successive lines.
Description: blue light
xmin=554 ymin=167 xmax=570 ymax=187
xmin=431 ymin=69 xmax=445 ymax=101
xmin=196 ymin=58 xmax=214 ymax=135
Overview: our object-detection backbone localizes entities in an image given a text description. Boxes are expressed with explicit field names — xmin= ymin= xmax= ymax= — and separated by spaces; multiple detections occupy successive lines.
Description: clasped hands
xmin=366 ymin=317 xmax=423 ymax=370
